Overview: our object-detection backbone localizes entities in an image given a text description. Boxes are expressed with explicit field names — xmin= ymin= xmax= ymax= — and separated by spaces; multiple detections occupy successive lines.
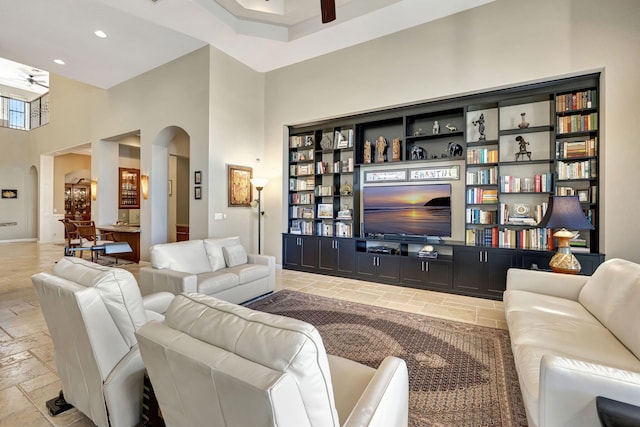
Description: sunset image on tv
xmin=363 ymin=184 xmax=451 ymax=237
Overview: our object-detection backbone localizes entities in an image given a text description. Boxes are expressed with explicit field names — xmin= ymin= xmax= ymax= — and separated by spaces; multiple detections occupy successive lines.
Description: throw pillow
xmin=223 ymin=244 xmax=248 ymax=267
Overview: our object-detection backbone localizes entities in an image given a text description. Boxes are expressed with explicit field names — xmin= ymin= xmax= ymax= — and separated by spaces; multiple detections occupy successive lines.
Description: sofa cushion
xmin=203 ymin=239 xmax=226 ymax=272
xmin=150 ymin=240 xmax=212 ymax=275
xmin=52 ymin=256 xmax=146 ymax=347
xmin=223 ymin=244 xmax=248 ymax=267
xmin=196 ymin=271 xmax=239 ymax=296
xmin=225 ymin=263 xmax=270 ymax=285
xmin=578 ymin=259 xmax=640 ymax=359
xmin=164 ymin=293 xmax=340 ymax=426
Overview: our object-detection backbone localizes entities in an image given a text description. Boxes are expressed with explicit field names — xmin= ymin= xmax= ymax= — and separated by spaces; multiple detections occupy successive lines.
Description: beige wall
xmin=264 ymin=0 xmax=640 ymax=263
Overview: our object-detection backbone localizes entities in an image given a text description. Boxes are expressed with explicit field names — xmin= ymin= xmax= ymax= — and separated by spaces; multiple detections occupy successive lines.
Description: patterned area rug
xmin=248 ymin=290 xmax=527 ymax=427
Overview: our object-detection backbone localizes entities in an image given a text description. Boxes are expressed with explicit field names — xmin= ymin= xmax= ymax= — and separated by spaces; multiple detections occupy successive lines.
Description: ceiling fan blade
xmin=320 ymin=0 xmax=336 ymax=24
xmin=34 ymin=81 xmax=49 ymax=89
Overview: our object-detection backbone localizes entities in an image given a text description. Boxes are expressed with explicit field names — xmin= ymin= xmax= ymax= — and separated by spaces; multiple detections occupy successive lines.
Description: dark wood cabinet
xmin=64 ymin=183 xmax=91 ymax=221
xmin=519 ymin=249 xmax=604 ymax=276
xmin=400 ymin=257 xmax=452 ymax=291
xmin=453 ymin=246 xmax=517 ymax=298
xmin=318 ymin=237 xmax=356 ymax=275
xmin=283 ymin=234 xmax=318 ymax=271
xmin=356 ymin=252 xmax=400 ymax=283
xmin=119 ymin=168 xmax=140 ymax=209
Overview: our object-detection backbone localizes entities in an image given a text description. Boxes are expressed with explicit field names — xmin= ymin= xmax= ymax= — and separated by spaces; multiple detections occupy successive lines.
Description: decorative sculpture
xmin=363 ymin=140 xmax=372 ymax=163
xmin=445 ymin=123 xmax=457 ymax=132
xmin=515 ymin=136 xmax=532 ymax=161
xmin=518 ymin=112 xmax=530 ymax=129
xmin=433 ymin=121 xmax=440 ymax=134
xmin=340 ymin=182 xmax=353 ymax=196
xmin=448 ymin=142 xmax=463 ymax=157
xmin=375 ymin=136 xmax=387 ymax=163
xmin=413 ymin=128 xmax=423 ymax=136
xmin=392 ymin=138 xmax=401 ymax=161
xmin=410 ymin=145 xmax=426 ymax=160
xmin=471 ymin=113 xmax=486 ymax=141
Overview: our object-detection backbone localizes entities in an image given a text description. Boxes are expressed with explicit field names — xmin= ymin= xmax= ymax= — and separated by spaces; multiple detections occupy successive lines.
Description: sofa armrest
xmin=539 ymin=354 xmax=640 ymax=427
xmin=248 ymin=254 xmax=276 ymax=293
xmin=141 ymin=291 xmax=174 ymax=315
xmin=506 ymin=268 xmax=588 ymax=300
xmin=343 ymin=356 xmax=409 ymax=427
xmin=139 ymin=266 xmax=197 ymax=296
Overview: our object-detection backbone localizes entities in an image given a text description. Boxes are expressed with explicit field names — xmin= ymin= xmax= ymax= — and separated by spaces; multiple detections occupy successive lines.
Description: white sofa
xmin=136 ymin=292 xmax=409 ymax=427
xmin=504 ymin=258 xmax=640 ymax=427
xmin=139 ymin=237 xmax=275 ymax=304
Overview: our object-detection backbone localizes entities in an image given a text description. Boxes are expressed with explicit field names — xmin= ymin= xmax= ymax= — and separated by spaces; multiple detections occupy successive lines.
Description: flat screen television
xmin=363 ymin=183 xmax=451 ymax=237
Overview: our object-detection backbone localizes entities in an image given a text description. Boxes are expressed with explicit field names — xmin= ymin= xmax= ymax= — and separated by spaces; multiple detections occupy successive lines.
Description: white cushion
xmin=203 ymin=239 xmax=226 ymax=272
xmin=150 ymin=240 xmax=212 ymax=275
xmin=52 ymin=256 xmax=146 ymax=347
xmin=579 ymin=258 xmax=640 ymax=359
xmin=223 ymin=244 xmax=248 ymax=267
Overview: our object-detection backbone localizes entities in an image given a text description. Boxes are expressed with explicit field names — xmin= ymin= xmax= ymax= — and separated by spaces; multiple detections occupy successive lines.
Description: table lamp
xmin=538 ymin=195 xmax=594 ymax=274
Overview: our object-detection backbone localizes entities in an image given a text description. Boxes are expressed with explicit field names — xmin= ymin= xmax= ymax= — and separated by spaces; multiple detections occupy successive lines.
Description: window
xmin=8 ymin=98 xmax=27 ymax=129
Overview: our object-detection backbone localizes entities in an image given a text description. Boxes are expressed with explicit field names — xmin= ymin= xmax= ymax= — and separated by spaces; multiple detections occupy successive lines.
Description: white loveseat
xmin=504 ymin=258 xmax=640 ymax=427
xmin=136 ymin=292 xmax=409 ymax=427
xmin=139 ymin=237 xmax=275 ymax=304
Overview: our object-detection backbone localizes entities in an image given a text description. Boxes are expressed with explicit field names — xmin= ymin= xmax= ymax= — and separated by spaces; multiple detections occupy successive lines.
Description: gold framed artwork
xmin=227 ymin=164 xmax=253 ymax=207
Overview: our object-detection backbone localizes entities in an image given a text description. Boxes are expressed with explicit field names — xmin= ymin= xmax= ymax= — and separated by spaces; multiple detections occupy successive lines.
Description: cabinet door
xmin=318 ymin=237 xmax=337 ymax=272
xmin=574 ymin=253 xmax=605 ymax=276
xmin=336 ymin=238 xmax=356 ymax=275
xmin=484 ymin=249 xmax=517 ymax=297
xmin=283 ymin=235 xmax=302 ymax=268
xmin=356 ymin=252 xmax=377 ymax=279
xmin=377 ymin=255 xmax=400 ymax=283
xmin=400 ymin=258 xmax=426 ymax=287
xmin=519 ymin=250 xmax=552 ymax=271
xmin=453 ymin=247 xmax=483 ymax=292
xmin=426 ymin=260 xmax=453 ymax=290
xmin=300 ymin=236 xmax=319 ymax=270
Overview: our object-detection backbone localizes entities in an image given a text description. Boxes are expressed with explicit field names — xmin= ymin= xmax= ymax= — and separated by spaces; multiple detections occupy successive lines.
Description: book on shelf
xmin=466 ymin=166 xmax=498 ymax=185
xmin=316 ymin=222 xmax=334 ymax=236
xmin=289 ymin=192 xmax=314 ymax=204
xmin=556 ymin=112 xmax=598 ymax=134
xmin=557 ymin=138 xmax=597 ymax=159
xmin=334 ymin=129 xmax=354 ymax=149
xmin=335 ymin=222 xmax=352 ymax=238
xmin=556 ymin=159 xmax=597 ymax=179
xmin=336 ymin=208 xmax=352 ymax=220
xmin=290 ymin=220 xmax=313 ymax=235
xmin=467 ymin=147 xmax=498 ymax=164
xmin=556 ymin=90 xmax=596 ymax=112
xmin=315 ymin=185 xmax=333 ymax=196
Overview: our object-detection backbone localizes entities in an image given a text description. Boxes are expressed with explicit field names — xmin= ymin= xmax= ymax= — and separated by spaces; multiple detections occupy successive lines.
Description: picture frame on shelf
xmin=317 ymin=203 xmax=334 ymax=219
xmin=364 ymin=168 xmax=407 ymax=183
xmin=227 ymin=164 xmax=252 ymax=207
xmin=194 ymin=186 xmax=202 ymax=200
xmin=577 ymin=189 xmax=589 ymax=202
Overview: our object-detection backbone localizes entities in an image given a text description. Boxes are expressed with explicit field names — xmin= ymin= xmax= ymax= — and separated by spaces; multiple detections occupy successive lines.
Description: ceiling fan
xmin=23 ymin=70 xmax=49 ymax=89
xmin=320 ymin=0 xmax=336 ymax=23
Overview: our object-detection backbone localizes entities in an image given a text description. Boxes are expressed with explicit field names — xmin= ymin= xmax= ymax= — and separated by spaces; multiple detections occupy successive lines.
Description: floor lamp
xmin=250 ymin=178 xmax=269 ymax=254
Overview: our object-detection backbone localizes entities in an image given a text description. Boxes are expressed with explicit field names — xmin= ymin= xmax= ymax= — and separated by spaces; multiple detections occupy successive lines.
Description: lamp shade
xmin=250 ymin=178 xmax=269 ymax=189
xmin=538 ymin=196 xmax=594 ymax=230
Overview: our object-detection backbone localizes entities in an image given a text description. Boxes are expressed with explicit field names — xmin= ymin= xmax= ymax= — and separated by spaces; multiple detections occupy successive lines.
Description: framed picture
xmin=577 ymin=189 xmax=589 ymax=202
xmin=227 ymin=164 xmax=253 ymax=207
xmin=1 ymin=189 xmax=17 ymax=199
xmin=409 ymin=165 xmax=460 ymax=181
xmin=317 ymin=203 xmax=334 ymax=219
xmin=194 ymin=171 xmax=202 ymax=185
xmin=364 ymin=169 xmax=407 ymax=183
xmin=194 ymin=186 xmax=202 ymax=200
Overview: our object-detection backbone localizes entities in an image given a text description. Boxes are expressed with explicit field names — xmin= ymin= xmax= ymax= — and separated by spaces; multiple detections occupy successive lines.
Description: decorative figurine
xmin=448 ymin=142 xmax=463 ymax=157
xmin=445 ymin=123 xmax=457 ymax=132
xmin=413 ymin=128 xmax=423 ymax=136
xmin=410 ymin=145 xmax=426 ymax=160
xmin=515 ymin=136 xmax=532 ymax=161
xmin=433 ymin=121 xmax=440 ymax=134
xmin=472 ymin=113 xmax=486 ymax=141
xmin=518 ymin=112 xmax=530 ymax=129
xmin=340 ymin=182 xmax=353 ymax=196
xmin=375 ymin=136 xmax=387 ymax=163
xmin=363 ymin=140 xmax=372 ymax=163
xmin=320 ymin=134 xmax=333 ymax=150
xmin=392 ymin=138 xmax=401 ymax=161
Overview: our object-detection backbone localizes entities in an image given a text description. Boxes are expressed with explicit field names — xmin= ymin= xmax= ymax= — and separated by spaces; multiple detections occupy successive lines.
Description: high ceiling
xmin=0 ymin=0 xmax=493 ymax=91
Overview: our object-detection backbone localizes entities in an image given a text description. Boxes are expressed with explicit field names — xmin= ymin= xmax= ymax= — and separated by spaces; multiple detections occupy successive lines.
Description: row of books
xmin=465 ymin=227 xmax=555 ymax=250
xmin=555 ymin=185 xmax=597 ymax=203
xmin=290 ymin=220 xmax=353 ymax=238
xmin=289 ymin=193 xmax=314 ymax=205
xmin=498 ymin=202 xmax=548 ymax=225
xmin=467 ymin=147 xmax=498 ymax=165
xmin=556 ymin=137 xmax=597 ymax=159
xmin=556 ymin=112 xmax=598 ymax=134
xmin=315 ymin=185 xmax=333 ymax=196
xmin=290 ymin=163 xmax=314 ymax=176
xmin=466 ymin=188 xmax=498 ymax=204
xmin=289 ymin=177 xmax=314 ymax=191
xmin=465 ymin=208 xmax=497 ymax=225
xmin=556 ymin=159 xmax=597 ymax=180
xmin=500 ymin=173 xmax=552 ymax=193
xmin=289 ymin=220 xmax=314 ymax=235
xmin=289 ymin=134 xmax=315 ymax=149
xmin=290 ymin=148 xmax=314 ymax=162
xmin=290 ymin=206 xmax=314 ymax=219
xmin=315 ymin=158 xmax=354 ymax=174
xmin=466 ymin=166 xmax=498 ymax=185
xmin=556 ymin=90 xmax=596 ymax=112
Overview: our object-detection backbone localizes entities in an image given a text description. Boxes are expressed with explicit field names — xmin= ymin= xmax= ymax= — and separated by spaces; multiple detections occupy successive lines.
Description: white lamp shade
xmin=250 ymin=178 xmax=269 ymax=189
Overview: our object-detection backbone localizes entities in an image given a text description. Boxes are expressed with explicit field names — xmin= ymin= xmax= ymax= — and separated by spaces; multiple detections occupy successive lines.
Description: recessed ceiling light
xmin=54 ymin=59 xmax=65 ymax=65
xmin=94 ymin=30 xmax=107 ymax=38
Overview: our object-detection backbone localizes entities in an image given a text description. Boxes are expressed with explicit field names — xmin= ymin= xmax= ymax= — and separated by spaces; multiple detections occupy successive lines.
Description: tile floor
xmin=0 ymin=241 xmax=506 ymax=426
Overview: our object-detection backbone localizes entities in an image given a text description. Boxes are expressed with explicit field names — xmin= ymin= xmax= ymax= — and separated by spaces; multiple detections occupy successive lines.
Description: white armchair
xmin=32 ymin=257 xmax=174 ymax=427
xmin=136 ymin=292 xmax=409 ymax=427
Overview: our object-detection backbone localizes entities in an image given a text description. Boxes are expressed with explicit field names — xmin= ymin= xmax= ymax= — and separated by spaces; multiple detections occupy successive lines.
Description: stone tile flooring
xmin=0 ymin=241 xmax=505 ymax=426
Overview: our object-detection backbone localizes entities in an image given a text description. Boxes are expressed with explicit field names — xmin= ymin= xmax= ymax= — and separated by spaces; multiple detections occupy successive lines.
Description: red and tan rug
xmin=248 ymin=290 xmax=527 ymax=427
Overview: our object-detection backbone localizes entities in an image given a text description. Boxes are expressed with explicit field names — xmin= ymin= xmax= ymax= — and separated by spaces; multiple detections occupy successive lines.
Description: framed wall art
xmin=409 ymin=165 xmax=460 ymax=181
xmin=227 ymin=164 xmax=253 ymax=207
xmin=194 ymin=186 xmax=202 ymax=200
xmin=363 ymin=169 xmax=407 ymax=183
xmin=194 ymin=171 xmax=202 ymax=185
xmin=1 ymin=189 xmax=17 ymax=199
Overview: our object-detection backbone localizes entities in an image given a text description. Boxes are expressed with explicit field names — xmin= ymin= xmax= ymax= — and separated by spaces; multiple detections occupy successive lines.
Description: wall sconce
xmin=90 ymin=179 xmax=97 ymax=201
xmin=140 ymin=174 xmax=149 ymax=200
